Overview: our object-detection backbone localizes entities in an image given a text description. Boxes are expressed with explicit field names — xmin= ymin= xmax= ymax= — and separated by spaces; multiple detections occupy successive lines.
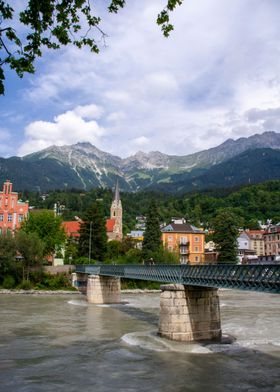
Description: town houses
xmin=1 ymin=179 xmax=280 ymax=265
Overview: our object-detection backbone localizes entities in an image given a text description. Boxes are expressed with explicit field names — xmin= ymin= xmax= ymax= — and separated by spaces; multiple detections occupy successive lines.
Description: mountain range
xmin=1 ymin=131 xmax=280 ymax=193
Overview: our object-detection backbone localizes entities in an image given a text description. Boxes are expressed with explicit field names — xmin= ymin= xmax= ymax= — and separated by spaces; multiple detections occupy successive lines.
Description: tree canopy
xmin=15 ymin=230 xmax=45 ymax=281
xmin=78 ymin=200 xmax=107 ymax=262
xmin=211 ymin=209 xmax=240 ymax=264
xmin=0 ymin=0 xmax=183 ymax=94
xmin=20 ymin=209 xmax=66 ymax=255
xmin=142 ymin=199 xmax=162 ymax=261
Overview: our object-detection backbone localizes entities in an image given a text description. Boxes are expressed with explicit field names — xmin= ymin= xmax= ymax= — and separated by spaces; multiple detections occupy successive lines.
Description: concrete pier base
xmin=158 ymin=284 xmax=221 ymax=342
xmin=71 ymin=272 xmax=88 ymax=294
xmin=87 ymin=274 xmax=121 ymax=304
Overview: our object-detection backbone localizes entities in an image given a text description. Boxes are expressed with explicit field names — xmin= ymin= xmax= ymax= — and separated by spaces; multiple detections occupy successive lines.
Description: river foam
xmin=121 ymin=331 xmax=213 ymax=354
xmin=67 ymin=299 xmax=88 ymax=306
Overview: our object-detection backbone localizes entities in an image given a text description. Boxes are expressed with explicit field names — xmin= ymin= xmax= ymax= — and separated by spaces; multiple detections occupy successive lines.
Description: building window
xmin=8 ymin=214 xmax=12 ymax=222
xmin=168 ymin=246 xmax=173 ymax=251
xmin=195 ymin=246 xmax=199 ymax=252
xmin=180 ymin=236 xmax=187 ymax=244
xmin=180 ymin=256 xmax=187 ymax=264
xmin=18 ymin=214 xmax=24 ymax=222
xmin=195 ymin=237 xmax=199 ymax=242
xmin=168 ymin=236 xmax=173 ymax=242
xmin=180 ymin=246 xmax=187 ymax=254
xmin=5 ymin=198 xmax=8 ymax=206
xmin=195 ymin=256 xmax=200 ymax=262
xmin=0 ymin=214 xmax=3 ymax=222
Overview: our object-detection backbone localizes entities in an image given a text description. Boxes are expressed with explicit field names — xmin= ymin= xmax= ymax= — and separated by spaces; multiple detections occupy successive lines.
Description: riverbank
xmin=0 ymin=288 xmax=161 ymax=295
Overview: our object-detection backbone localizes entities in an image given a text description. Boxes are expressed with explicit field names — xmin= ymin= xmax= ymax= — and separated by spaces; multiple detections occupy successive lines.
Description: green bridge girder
xmin=75 ymin=264 xmax=280 ymax=294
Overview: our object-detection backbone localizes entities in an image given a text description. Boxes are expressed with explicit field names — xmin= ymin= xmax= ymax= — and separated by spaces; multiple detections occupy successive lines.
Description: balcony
xmin=179 ymin=247 xmax=189 ymax=255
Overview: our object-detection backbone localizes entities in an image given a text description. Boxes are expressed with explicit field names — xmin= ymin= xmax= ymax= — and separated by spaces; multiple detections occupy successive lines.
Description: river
xmin=0 ymin=290 xmax=279 ymax=392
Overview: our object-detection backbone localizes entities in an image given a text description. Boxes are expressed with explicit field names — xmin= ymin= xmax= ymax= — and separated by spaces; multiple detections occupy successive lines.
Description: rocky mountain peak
xmin=16 ymin=130 xmax=280 ymax=192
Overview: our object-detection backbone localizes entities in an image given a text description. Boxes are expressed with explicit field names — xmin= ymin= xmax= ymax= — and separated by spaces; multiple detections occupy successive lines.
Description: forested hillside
xmin=22 ymin=180 xmax=280 ymax=232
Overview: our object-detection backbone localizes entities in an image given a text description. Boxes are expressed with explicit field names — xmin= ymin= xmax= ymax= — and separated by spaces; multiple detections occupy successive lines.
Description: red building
xmin=0 ymin=180 xmax=29 ymax=235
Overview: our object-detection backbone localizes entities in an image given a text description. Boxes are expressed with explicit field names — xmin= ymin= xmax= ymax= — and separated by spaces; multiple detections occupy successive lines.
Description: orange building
xmin=161 ymin=218 xmax=205 ymax=264
xmin=0 ymin=180 xmax=29 ymax=235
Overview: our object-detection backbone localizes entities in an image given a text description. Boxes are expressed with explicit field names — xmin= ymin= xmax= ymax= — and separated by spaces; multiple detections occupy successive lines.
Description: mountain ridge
xmin=0 ymin=131 xmax=279 ymax=192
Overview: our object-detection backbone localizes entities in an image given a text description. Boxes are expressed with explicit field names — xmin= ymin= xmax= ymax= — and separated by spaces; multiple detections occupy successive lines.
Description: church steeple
xmin=110 ymin=179 xmax=123 ymax=240
xmin=114 ymin=179 xmax=120 ymax=204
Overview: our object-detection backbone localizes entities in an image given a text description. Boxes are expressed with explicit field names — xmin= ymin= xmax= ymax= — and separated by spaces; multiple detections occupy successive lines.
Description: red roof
xmin=62 ymin=221 xmax=81 ymax=238
xmin=63 ymin=219 xmax=115 ymax=236
xmin=106 ymin=218 xmax=116 ymax=232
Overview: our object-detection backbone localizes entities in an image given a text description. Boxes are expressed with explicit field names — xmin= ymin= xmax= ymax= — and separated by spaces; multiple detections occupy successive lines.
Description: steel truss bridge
xmin=76 ymin=264 xmax=280 ymax=294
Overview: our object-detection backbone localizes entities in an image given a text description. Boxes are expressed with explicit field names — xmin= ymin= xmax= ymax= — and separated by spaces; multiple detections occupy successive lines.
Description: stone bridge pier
xmin=87 ymin=275 xmax=121 ymax=304
xmin=71 ymin=272 xmax=88 ymax=294
xmin=158 ymin=284 xmax=221 ymax=341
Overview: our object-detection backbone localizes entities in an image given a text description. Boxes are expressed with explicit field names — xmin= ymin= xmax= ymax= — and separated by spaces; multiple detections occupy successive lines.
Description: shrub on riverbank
xmin=0 ymin=272 xmax=75 ymax=291
xmin=2 ymin=275 xmax=16 ymax=289
xmin=121 ymin=279 xmax=161 ymax=290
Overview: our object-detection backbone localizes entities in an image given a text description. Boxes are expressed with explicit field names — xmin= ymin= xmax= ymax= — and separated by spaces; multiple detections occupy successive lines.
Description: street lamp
xmin=88 ymin=221 xmax=92 ymax=262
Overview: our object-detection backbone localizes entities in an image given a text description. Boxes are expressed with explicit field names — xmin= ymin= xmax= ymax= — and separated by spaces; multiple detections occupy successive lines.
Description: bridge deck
xmin=75 ymin=264 xmax=280 ymax=294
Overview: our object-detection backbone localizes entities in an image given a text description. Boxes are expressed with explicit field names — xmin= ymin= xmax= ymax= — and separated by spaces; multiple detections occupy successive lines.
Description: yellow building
xmin=161 ymin=218 xmax=205 ymax=264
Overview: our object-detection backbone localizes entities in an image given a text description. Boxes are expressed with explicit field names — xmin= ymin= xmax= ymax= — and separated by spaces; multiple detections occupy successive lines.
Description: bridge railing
xmin=75 ymin=264 xmax=280 ymax=293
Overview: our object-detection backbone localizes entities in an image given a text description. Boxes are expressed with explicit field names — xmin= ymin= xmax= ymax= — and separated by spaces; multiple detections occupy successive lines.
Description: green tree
xmin=211 ymin=209 xmax=240 ymax=264
xmin=0 ymin=0 xmax=183 ymax=94
xmin=15 ymin=231 xmax=45 ymax=281
xmin=20 ymin=210 xmax=66 ymax=256
xmin=0 ymin=234 xmax=16 ymax=282
xmin=142 ymin=200 xmax=162 ymax=261
xmin=78 ymin=201 xmax=107 ymax=261
xmin=107 ymin=240 xmax=122 ymax=261
xmin=64 ymin=237 xmax=78 ymax=264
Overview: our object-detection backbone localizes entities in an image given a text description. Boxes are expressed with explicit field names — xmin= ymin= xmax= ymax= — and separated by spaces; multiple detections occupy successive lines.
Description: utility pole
xmin=88 ymin=221 xmax=93 ymax=262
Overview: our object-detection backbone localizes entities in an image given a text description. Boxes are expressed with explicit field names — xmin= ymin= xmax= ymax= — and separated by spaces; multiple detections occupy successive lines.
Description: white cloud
xmin=106 ymin=111 xmax=126 ymax=122
xmin=74 ymin=104 xmax=103 ymax=119
xmin=132 ymin=136 xmax=149 ymax=146
xmin=8 ymin=0 xmax=280 ymax=157
xmin=18 ymin=105 xmax=105 ymax=156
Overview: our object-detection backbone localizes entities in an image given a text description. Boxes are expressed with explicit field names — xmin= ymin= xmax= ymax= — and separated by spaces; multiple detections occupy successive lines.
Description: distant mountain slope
xmin=0 ymin=131 xmax=280 ymax=192
xmin=0 ymin=157 xmax=84 ymax=191
xmin=120 ymin=131 xmax=280 ymax=171
xmin=150 ymin=148 xmax=280 ymax=193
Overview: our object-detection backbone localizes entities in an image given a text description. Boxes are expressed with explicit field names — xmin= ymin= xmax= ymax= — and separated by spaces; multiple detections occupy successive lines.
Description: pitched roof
xmin=62 ymin=221 xmax=81 ymax=237
xmin=63 ymin=219 xmax=116 ymax=236
xmin=161 ymin=222 xmax=204 ymax=233
xmin=246 ymin=230 xmax=265 ymax=238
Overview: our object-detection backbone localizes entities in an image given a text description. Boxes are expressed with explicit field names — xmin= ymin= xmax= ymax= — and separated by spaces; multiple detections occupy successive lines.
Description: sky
xmin=1 ymin=0 xmax=280 ymax=158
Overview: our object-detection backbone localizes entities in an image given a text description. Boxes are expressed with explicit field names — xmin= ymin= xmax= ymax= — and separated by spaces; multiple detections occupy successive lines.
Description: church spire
xmin=109 ymin=179 xmax=123 ymax=241
xmin=114 ymin=179 xmax=120 ymax=204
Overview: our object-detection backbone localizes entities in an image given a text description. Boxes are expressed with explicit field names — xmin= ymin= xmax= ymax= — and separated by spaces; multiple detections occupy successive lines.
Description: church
xmin=63 ymin=181 xmax=123 ymax=241
xmin=106 ymin=180 xmax=123 ymax=241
